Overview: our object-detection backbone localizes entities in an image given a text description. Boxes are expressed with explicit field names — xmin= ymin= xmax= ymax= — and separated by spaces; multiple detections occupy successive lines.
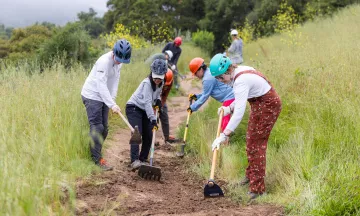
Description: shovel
xmin=176 ymin=99 xmax=192 ymax=158
xmin=138 ymin=108 xmax=162 ymax=181
xmin=118 ymin=112 xmax=142 ymax=145
xmin=204 ymin=109 xmax=224 ymax=198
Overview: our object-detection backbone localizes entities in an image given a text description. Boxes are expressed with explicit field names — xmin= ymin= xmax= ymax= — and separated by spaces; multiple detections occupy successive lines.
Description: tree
xmin=77 ymin=8 xmax=105 ymax=38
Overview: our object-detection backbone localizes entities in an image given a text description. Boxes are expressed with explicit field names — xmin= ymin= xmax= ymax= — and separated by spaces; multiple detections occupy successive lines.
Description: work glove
xmin=211 ymin=133 xmax=229 ymax=151
xmin=187 ymin=106 xmax=193 ymax=114
xmin=217 ymin=106 xmax=231 ymax=116
xmin=171 ymin=65 xmax=176 ymax=71
xmin=151 ymin=120 xmax=158 ymax=131
xmin=154 ymin=99 xmax=162 ymax=113
xmin=111 ymin=104 xmax=121 ymax=114
xmin=188 ymin=93 xmax=198 ymax=101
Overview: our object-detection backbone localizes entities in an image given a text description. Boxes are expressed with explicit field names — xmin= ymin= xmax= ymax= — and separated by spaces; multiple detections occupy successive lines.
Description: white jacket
xmin=81 ymin=51 xmax=122 ymax=108
xmin=226 ymin=66 xmax=271 ymax=132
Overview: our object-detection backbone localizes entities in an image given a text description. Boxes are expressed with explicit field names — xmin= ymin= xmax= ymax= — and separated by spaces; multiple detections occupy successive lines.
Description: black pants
xmin=159 ymin=103 xmax=170 ymax=140
xmin=126 ymin=104 xmax=153 ymax=163
xmin=82 ymin=96 xmax=109 ymax=163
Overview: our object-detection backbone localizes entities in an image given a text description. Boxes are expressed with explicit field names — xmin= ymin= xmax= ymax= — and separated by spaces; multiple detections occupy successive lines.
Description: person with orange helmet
xmin=187 ymin=57 xmax=235 ymax=131
xmin=158 ymin=69 xmax=180 ymax=143
xmin=162 ymin=37 xmax=183 ymax=90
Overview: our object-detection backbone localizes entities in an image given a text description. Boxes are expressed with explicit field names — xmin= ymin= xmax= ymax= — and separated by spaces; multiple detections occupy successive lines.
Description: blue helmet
xmin=150 ymin=59 xmax=167 ymax=79
xmin=113 ymin=39 xmax=131 ymax=64
xmin=209 ymin=53 xmax=232 ymax=76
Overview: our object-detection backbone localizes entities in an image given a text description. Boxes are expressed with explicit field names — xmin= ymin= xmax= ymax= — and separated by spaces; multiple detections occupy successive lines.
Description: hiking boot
xmin=239 ymin=176 xmax=250 ymax=186
xmin=165 ymin=136 xmax=181 ymax=144
xmin=248 ymin=192 xmax=266 ymax=200
xmin=97 ymin=158 xmax=113 ymax=171
xmin=130 ymin=160 xmax=142 ymax=171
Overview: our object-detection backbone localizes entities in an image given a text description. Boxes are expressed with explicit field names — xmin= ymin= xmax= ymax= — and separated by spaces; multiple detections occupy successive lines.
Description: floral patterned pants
xmin=246 ymin=88 xmax=282 ymax=194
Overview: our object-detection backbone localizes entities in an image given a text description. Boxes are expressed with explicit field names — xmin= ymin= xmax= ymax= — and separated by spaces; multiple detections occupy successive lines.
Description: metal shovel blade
xmin=176 ymin=144 xmax=185 ymax=158
xmin=138 ymin=164 xmax=162 ymax=181
xmin=129 ymin=126 xmax=142 ymax=145
xmin=204 ymin=181 xmax=224 ymax=198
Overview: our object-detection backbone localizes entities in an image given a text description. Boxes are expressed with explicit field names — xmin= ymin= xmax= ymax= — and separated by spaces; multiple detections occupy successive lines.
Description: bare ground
xmin=76 ymin=75 xmax=284 ymax=216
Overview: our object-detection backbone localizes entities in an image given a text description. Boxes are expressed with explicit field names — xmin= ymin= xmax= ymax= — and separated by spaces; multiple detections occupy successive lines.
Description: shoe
xmin=165 ymin=135 xmax=181 ymax=144
xmin=97 ymin=158 xmax=113 ymax=171
xmin=239 ymin=176 xmax=250 ymax=186
xmin=248 ymin=192 xmax=266 ymax=200
xmin=130 ymin=160 xmax=142 ymax=171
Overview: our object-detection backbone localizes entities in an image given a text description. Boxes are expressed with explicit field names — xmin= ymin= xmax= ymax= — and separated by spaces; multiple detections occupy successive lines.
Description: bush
xmin=192 ymin=30 xmax=214 ymax=54
xmin=38 ymin=23 xmax=91 ymax=67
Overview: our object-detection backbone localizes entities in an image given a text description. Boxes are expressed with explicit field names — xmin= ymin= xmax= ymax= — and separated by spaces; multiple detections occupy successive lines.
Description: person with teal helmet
xmin=209 ymin=53 xmax=282 ymax=200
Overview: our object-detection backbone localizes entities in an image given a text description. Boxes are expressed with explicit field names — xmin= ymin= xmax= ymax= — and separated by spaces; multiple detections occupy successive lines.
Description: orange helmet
xmin=165 ymin=69 xmax=173 ymax=85
xmin=174 ymin=37 xmax=182 ymax=46
xmin=189 ymin=57 xmax=205 ymax=74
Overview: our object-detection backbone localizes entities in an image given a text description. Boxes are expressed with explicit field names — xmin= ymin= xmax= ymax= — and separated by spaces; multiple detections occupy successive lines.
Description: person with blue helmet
xmin=126 ymin=59 xmax=167 ymax=170
xmin=81 ymin=39 xmax=132 ymax=171
xmin=187 ymin=57 xmax=235 ymax=131
xmin=209 ymin=53 xmax=282 ymax=200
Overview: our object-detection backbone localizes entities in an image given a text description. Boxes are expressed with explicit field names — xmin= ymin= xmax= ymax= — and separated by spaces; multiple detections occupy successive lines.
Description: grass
xmin=182 ymin=4 xmax=360 ymax=215
xmin=0 ymin=43 xmax=207 ymax=215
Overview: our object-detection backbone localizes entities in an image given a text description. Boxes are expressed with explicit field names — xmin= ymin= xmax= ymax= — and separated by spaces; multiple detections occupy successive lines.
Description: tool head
xmin=176 ymin=143 xmax=185 ymax=158
xmin=204 ymin=180 xmax=224 ymax=198
xmin=138 ymin=164 xmax=162 ymax=181
xmin=129 ymin=125 xmax=142 ymax=145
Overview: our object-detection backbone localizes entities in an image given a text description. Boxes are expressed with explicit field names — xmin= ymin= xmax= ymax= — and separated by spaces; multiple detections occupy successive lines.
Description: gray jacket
xmin=127 ymin=78 xmax=162 ymax=121
xmin=228 ymin=38 xmax=243 ymax=64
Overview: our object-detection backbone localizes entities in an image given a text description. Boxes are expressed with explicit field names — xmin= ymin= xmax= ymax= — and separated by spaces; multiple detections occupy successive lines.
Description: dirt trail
xmin=76 ymin=75 xmax=284 ymax=215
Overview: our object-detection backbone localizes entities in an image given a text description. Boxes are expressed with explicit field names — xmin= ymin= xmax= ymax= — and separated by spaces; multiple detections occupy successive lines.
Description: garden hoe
xmin=138 ymin=108 xmax=162 ymax=181
xmin=176 ymin=99 xmax=192 ymax=158
xmin=117 ymin=112 xmax=142 ymax=145
xmin=204 ymin=109 xmax=224 ymax=198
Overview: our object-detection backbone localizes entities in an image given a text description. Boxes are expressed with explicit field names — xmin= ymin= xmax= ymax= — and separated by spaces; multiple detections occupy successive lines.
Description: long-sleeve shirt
xmin=127 ymin=78 xmax=163 ymax=122
xmin=228 ymin=38 xmax=243 ymax=64
xmin=81 ymin=51 xmax=122 ymax=108
xmin=190 ymin=68 xmax=234 ymax=111
xmin=161 ymin=81 xmax=173 ymax=105
xmin=162 ymin=42 xmax=182 ymax=66
xmin=226 ymin=66 xmax=271 ymax=132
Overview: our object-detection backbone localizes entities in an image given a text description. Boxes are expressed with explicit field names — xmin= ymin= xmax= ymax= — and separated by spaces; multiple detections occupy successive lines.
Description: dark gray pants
xmin=126 ymin=104 xmax=152 ymax=163
xmin=82 ymin=96 xmax=109 ymax=163
xmin=159 ymin=103 xmax=170 ymax=140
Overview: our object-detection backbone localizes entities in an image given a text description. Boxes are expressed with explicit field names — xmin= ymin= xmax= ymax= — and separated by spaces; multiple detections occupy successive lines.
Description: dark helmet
xmin=113 ymin=39 xmax=131 ymax=64
xmin=150 ymin=59 xmax=167 ymax=79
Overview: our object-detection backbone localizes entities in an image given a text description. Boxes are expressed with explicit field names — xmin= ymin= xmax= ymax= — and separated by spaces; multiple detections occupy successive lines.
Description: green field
xmin=183 ymin=5 xmax=360 ymax=216
xmin=1 ymin=4 xmax=360 ymax=215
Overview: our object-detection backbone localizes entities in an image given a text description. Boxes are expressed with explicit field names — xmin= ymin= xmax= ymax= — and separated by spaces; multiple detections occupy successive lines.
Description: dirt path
xmin=76 ymin=75 xmax=284 ymax=215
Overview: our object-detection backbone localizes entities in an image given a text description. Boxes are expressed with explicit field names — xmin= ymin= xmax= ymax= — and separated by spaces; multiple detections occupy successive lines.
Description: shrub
xmin=192 ymin=30 xmax=214 ymax=54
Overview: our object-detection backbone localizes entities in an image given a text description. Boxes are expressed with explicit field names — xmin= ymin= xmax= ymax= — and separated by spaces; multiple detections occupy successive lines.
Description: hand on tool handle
xmin=217 ymin=106 xmax=231 ymax=116
xmin=151 ymin=119 xmax=158 ymax=131
xmin=211 ymin=133 xmax=229 ymax=151
xmin=188 ymin=93 xmax=198 ymax=101
xmin=111 ymin=104 xmax=121 ymax=114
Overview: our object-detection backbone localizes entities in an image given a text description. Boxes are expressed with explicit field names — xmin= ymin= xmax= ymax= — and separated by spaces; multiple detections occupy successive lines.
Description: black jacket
xmin=162 ymin=42 xmax=182 ymax=66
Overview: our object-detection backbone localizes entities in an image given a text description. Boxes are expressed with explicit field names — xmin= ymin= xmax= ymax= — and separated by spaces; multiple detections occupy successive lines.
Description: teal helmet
xmin=209 ymin=53 xmax=232 ymax=77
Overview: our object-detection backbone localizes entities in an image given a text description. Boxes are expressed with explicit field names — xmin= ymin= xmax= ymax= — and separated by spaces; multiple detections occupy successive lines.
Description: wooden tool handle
xmin=209 ymin=109 xmax=224 ymax=180
xmin=118 ymin=112 xmax=134 ymax=132
xmin=149 ymin=108 xmax=159 ymax=166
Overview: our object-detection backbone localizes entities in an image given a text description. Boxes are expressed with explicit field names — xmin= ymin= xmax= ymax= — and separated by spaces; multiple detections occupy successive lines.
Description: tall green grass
xmin=0 ymin=44 xmax=206 ymax=215
xmin=184 ymin=5 xmax=360 ymax=215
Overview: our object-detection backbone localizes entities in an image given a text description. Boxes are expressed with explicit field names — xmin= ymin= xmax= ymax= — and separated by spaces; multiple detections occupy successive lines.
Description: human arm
xmin=96 ymin=64 xmax=117 ymax=108
xmin=172 ymin=48 xmax=181 ymax=66
xmin=189 ymin=78 xmax=215 ymax=112
xmin=224 ymin=80 xmax=249 ymax=132
xmin=162 ymin=43 xmax=170 ymax=53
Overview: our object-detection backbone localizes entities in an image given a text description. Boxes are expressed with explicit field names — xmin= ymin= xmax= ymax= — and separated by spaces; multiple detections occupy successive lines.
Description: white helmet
xmin=165 ymin=50 xmax=173 ymax=60
xmin=230 ymin=29 xmax=238 ymax=36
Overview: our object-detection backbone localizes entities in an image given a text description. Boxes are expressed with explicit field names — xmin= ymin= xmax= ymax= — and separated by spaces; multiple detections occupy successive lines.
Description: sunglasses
xmin=215 ymin=71 xmax=230 ymax=80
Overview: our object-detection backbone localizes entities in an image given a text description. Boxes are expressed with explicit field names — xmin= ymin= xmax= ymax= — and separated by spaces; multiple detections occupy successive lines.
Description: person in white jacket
xmin=81 ymin=39 xmax=132 ymax=171
xmin=209 ymin=53 xmax=282 ymax=200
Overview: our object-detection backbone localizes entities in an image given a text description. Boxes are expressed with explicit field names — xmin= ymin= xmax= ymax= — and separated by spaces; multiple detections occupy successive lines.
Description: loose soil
xmin=76 ymin=75 xmax=284 ymax=216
